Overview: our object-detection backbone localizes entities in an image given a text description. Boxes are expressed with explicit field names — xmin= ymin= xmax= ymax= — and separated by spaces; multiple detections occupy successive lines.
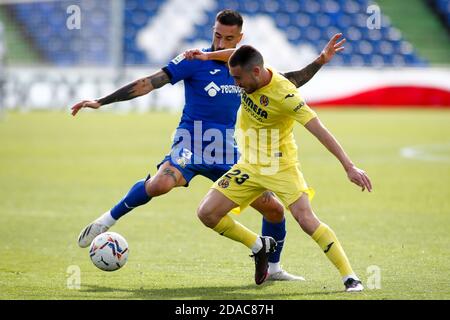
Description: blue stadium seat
xmin=10 ymin=0 xmax=427 ymax=66
xmin=278 ymin=0 xmax=301 ymax=13
xmin=261 ymin=0 xmax=280 ymax=14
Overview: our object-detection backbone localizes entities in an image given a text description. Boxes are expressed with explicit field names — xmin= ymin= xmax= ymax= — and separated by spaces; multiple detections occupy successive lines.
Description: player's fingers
xmin=192 ymin=51 xmax=205 ymax=60
xmin=359 ymin=176 xmax=366 ymax=191
xmin=71 ymin=101 xmax=83 ymax=109
xmin=359 ymin=174 xmax=371 ymax=192
xmin=360 ymin=180 xmax=366 ymax=191
xmin=363 ymin=173 xmax=373 ymax=192
xmin=188 ymin=50 xmax=198 ymax=58
xmin=335 ymin=47 xmax=345 ymax=52
xmin=330 ymin=33 xmax=342 ymax=44
xmin=356 ymin=176 xmax=366 ymax=189
xmin=71 ymin=106 xmax=80 ymax=116
xmin=70 ymin=102 xmax=83 ymax=116
xmin=351 ymin=177 xmax=361 ymax=187
xmin=334 ymin=38 xmax=346 ymax=48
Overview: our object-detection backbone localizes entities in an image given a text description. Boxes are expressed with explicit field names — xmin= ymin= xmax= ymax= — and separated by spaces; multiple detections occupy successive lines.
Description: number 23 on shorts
xmin=224 ymin=169 xmax=250 ymax=185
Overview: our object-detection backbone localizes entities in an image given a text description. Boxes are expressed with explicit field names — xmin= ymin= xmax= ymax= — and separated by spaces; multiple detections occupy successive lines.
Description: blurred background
xmin=0 ymin=0 xmax=448 ymax=112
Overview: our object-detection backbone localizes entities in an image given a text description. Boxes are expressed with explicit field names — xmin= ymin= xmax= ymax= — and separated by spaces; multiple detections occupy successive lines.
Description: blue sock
xmin=110 ymin=179 xmax=151 ymax=220
xmin=262 ymin=217 xmax=286 ymax=263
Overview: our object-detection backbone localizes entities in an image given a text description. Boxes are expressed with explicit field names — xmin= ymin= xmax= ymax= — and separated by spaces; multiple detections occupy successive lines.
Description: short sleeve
xmin=283 ymin=92 xmax=317 ymax=126
xmin=164 ymin=52 xmax=202 ymax=85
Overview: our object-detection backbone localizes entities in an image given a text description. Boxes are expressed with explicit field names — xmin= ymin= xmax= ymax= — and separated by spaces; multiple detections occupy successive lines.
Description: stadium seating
xmin=9 ymin=0 xmax=427 ymax=67
xmin=11 ymin=0 xmax=111 ymax=65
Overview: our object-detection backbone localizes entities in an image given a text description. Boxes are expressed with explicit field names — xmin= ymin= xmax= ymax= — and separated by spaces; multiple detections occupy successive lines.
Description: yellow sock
xmin=213 ymin=214 xmax=258 ymax=249
xmin=312 ymin=223 xmax=354 ymax=278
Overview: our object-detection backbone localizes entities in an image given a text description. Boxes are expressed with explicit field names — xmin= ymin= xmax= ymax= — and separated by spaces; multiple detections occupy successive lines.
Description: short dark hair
xmin=216 ymin=9 xmax=243 ymax=29
xmin=229 ymin=45 xmax=264 ymax=70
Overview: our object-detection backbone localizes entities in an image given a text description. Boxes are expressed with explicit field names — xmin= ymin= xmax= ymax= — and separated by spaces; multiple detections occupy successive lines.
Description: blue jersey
xmin=163 ymin=48 xmax=241 ymax=130
xmin=161 ymin=48 xmax=242 ymax=176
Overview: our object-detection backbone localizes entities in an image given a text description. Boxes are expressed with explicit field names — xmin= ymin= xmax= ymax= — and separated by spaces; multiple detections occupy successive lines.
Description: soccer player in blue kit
xmin=72 ymin=10 xmax=345 ymax=282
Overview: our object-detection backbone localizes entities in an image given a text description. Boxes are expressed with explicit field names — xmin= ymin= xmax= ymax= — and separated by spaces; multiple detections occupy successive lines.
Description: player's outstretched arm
xmin=71 ymin=69 xmax=170 ymax=116
xmin=304 ymin=117 xmax=372 ymax=192
xmin=184 ymin=49 xmax=235 ymax=62
xmin=282 ymin=33 xmax=346 ymax=88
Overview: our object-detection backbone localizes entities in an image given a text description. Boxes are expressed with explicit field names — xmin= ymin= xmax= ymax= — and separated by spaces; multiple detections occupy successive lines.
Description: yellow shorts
xmin=212 ymin=163 xmax=314 ymax=209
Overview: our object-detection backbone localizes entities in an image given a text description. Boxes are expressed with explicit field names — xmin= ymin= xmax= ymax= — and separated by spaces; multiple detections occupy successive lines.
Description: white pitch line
xmin=400 ymin=143 xmax=450 ymax=162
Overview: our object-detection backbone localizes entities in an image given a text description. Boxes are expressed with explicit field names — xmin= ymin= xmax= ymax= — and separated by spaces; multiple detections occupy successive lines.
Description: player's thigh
xmin=213 ymin=163 xmax=266 ymax=210
xmin=262 ymin=165 xmax=314 ymax=209
xmin=250 ymin=192 xmax=285 ymax=223
xmin=198 ymin=188 xmax=239 ymax=218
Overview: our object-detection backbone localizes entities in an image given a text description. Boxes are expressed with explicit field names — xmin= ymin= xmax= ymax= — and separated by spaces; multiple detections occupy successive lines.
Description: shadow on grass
xmin=80 ymin=283 xmax=344 ymax=300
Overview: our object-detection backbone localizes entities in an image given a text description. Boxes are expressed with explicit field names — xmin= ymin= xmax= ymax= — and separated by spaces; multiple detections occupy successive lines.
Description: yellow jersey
xmin=235 ymin=67 xmax=317 ymax=172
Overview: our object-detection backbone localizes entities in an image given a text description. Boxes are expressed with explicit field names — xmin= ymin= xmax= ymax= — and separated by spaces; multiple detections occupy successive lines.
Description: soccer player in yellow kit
xmin=188 ymin=45 xmax=372 ymax=291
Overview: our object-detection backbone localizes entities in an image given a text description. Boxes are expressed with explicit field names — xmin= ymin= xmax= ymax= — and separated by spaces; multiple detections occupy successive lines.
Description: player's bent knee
xmin=262 ymin=203 xmax=285 ymax=223
xmin=196 ymin=204 xmax=217 ymax=228
xmin=145 ymin=176 xmax=175 ymax=197
xmin=253 ymin=194 xmax=285 ymax=223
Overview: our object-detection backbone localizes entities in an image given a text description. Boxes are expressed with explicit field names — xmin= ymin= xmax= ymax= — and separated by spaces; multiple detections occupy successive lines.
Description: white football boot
xmin=77 ymin=220 xmax=109 ymax=248
xmin=267 ymin=269 xmax=306 ymax=281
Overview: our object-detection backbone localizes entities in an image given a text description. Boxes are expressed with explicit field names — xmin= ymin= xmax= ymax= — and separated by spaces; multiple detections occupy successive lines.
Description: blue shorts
xmin=157 ymin=130 xmax=239 ymax=186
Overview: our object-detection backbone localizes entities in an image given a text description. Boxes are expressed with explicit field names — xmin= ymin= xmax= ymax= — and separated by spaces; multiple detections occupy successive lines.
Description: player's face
xmin=229 ymin=65 xmax=260 ymax=94
xmin=212 ymin=22 xmax=243 ymax=51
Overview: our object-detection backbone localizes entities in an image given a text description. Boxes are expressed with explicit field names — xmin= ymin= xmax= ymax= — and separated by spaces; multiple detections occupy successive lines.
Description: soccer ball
xmin=89 ymin=232 xmax=129 ymax=271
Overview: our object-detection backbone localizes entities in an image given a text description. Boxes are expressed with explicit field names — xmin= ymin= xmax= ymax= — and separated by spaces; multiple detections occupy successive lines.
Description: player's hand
xmin=346 ymin=165 xmax=372 ymax=192
xmin=71 ymin=100 xmax=101 ymax=116
xmin=318 ymin=33 xmax=346 ymax=65
xmin=184 ymin=49 xmax=209 ymax=61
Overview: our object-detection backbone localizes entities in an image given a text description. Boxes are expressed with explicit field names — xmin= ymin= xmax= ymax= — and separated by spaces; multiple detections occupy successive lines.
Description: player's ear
xmin=237 ymin=32 xmax=243 ymax=43
xmin=253 ymin=65 xmax=261 ymax=77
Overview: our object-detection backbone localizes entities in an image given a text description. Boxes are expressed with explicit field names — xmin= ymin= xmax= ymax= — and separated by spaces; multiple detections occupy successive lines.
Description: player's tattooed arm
xmin=282 ymin=33 xmax=346 ymax=88
xmin=71 ymin=69 xmax=170 ymax=116
xmin=282 ymin=61 xmax=322 ymax=88
xmin=96 ymin=69 xmax=170 ymax=106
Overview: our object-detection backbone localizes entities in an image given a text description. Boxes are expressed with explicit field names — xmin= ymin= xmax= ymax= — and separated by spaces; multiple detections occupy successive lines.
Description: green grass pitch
xmin=0 ymin=109 xmax=449 ymax=300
